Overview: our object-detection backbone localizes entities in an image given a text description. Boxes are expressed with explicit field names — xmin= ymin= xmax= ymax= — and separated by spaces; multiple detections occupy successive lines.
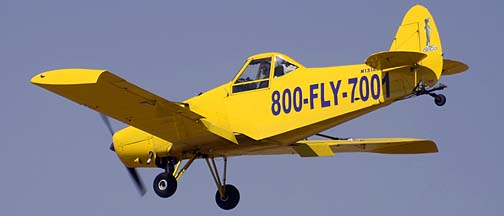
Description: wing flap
xmin=32 ymin=69 xmax=235 ymax=145
xmin=200 ymin=119 xmax=238 ymax=144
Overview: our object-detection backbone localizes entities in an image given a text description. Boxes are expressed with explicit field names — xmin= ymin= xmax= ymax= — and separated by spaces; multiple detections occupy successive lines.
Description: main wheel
xmin=434 ymin=94 xmax=446 ymax=106
xmin=153 ymin=172 xmax=177 ymax=198
xmin=215 ymin=184 xmax=240 ymax=210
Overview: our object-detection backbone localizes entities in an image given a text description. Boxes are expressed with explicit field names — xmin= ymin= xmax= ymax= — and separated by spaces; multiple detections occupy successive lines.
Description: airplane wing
xmin=293 ymin=138 xmax=438 ymax=156
xmin=31 ymin=69 xmax=237 ymax=146
xmin=218 ymin=138 xmax=438 ymax=157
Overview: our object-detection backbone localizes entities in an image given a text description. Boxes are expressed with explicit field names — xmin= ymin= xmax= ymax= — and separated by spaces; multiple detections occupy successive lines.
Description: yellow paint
xmin=297 ymin=138 xmax=438 ymax=155
xmin=293 ymin=143 xmax=334 ymax=157
xmin=200 ymin=119 xmax=238 ymax=144
xmin=31 ymin=5 xmax=467 ymax=168
xmin=390 ymin=5 xmax=443 ymax=87
xmin=442 ymin=59 xmax=469 ymax=76
xmin=365 ymin=51 xmax=427 ymax=70
xmin=31 ymin=69 xmax=106 ymax=85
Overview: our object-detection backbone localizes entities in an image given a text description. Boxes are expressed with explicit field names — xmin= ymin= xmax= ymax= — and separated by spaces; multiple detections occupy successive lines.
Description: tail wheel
xmin=215 ymin=184 xmax=240 ymax=210
xmin=434 ymin=94 xmax=446 ymax=106
xmin=153 ymin=172 xmax=177 ymax=198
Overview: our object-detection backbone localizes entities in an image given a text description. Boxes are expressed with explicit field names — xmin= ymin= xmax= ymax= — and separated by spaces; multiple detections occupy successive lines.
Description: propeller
xmin=100 ymin=113 xmax=114 ymax=136
xmin=99 ymin=114 xmax=115 ymax=152
xmin=127 ymin=168 xmax=147 ymax=195
xmin=100 ymin=113 xmax=146 ymax=196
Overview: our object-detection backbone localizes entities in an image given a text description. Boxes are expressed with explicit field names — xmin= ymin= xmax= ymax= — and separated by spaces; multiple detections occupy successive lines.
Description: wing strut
xmin=315 ymin=133 xmax=348 ymax=140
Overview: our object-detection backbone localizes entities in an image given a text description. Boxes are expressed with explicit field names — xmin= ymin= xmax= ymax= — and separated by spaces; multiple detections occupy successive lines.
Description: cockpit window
xmin=274 ymin=56 xmax=298 ymax=77
xmin=233 ymin=57 xmax=271 ymax=93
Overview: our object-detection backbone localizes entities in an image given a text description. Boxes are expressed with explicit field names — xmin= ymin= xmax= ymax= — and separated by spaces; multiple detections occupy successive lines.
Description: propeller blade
xmin=99 ymin=114 xmax=143 ymax=195
xmin=99 ymin=113 xmax=114 ymax=136
xmin=127 ymin=167 xmax=146 ymax=196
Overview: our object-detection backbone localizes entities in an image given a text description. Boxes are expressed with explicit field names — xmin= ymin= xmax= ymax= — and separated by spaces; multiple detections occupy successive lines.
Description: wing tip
xmin=31 ymin=68 xmax=108 ymax=86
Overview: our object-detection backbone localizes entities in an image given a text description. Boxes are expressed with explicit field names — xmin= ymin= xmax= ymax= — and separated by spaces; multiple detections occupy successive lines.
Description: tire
xmin=434 ymin=94 xmax=446 ymax=106
xmin=153 ymin=172 xmax=177 ymax=198
xmin=215 ymin=184 xmax=240 ymax=210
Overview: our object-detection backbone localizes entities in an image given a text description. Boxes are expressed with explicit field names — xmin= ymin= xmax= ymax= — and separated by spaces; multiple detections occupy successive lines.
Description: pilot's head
xmin=259 ymin=62 xmax=269 ymax=71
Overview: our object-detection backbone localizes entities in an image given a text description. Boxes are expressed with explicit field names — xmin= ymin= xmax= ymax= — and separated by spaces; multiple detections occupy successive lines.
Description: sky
xmin=2 ymin=0 xmax=502 ymax=215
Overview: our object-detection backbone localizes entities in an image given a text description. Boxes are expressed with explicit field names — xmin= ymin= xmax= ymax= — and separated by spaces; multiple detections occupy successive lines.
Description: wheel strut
xmin=205 ymin=156 xmax=240 ymax=210
xmin=152 ymin=154 xmax=197 ymax=199
xmin=414 ymin=83 xmax=448 ymax=106
xmin=205 ymin=157 xmax=227 ymax=198
xmin=414 ymin=83 xmax=447 ymax=96
xmin=174 ymin=154 xmax=197 ymax=180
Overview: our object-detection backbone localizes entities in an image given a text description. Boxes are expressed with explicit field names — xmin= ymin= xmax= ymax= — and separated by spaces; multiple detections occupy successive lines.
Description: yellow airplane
xmin=31 ymin=5 xmax=467 ymax=210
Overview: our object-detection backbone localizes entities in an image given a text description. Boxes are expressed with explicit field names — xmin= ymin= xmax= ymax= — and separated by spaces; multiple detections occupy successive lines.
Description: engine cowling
xmin=112 ymin=126 xmax=172 ymax=168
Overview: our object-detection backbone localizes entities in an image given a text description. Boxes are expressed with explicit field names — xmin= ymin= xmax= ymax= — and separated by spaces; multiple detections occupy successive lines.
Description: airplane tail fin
xmin=389 ymin=5 xmax=443 ymax=87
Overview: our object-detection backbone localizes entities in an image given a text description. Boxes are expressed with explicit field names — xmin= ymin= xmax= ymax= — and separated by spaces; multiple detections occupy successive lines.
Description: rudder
xmin=390 ymin=5 xmax=443 ymax=87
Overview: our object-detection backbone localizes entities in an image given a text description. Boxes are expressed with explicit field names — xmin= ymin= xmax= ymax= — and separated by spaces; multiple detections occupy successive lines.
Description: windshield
xmin=274 ymin=56 xmax=298 ymax=77
xmin=233 ymin=57 xmax=272 ymax=93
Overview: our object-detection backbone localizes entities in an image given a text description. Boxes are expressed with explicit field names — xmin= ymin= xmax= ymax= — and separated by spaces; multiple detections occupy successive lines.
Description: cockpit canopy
xmin=232 ymin=53 xmax=304 ymax=93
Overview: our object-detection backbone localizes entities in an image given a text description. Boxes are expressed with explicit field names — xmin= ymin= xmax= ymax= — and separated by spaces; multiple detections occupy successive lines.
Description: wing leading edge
xmin=31 ymin=69 xmax=237 ymax=146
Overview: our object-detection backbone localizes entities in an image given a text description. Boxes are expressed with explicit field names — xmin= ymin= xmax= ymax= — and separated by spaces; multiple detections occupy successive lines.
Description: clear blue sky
xmin=2 ymin=0 xmax=502 ymax=215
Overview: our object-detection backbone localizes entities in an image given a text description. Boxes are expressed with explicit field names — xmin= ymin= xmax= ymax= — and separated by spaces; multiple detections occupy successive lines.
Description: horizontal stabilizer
xmin=365 ymin=51 xmax=427 ymax=70
xmin=442 ymin=59 xmax=469 ymax=76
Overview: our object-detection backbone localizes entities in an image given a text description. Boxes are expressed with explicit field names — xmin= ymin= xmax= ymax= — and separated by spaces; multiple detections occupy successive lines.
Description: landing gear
xmin=153 ymin=172 xmax=177 ymax=198
xmin=414 ymin=83 xmax=448 ymax=106
xmin=215 ymin=184 xmax=240 ymax=210
xmin=151 ymin=155 xmax=240 ymax=210
xmin=433 ymin=94 xmax=446 ymax=106
xmin=206 ymin=156 xmax=240 ymax=210
xmin=152 ymin=155 xmax=197 ymax=199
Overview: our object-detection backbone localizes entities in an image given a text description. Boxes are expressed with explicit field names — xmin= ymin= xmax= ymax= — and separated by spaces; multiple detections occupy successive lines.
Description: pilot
xmin=256 ymin=62 xmax=270 ymax=80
